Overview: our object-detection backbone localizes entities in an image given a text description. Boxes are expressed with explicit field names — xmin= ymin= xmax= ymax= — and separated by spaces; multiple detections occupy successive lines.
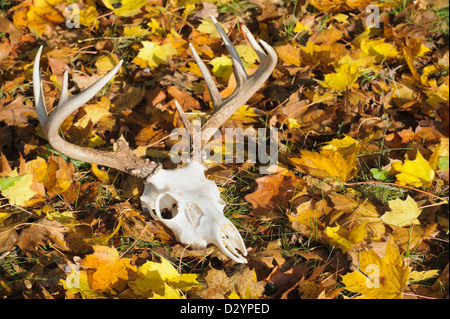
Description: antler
xmin=178 ymin=16 xmax=277 ymax=146
xmin=33 ymin=46 xmax=161 ymax=183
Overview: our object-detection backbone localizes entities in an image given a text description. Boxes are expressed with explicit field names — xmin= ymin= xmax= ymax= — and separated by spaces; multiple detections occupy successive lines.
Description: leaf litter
xmin=0 ymin=0 xmax=448 ymax=299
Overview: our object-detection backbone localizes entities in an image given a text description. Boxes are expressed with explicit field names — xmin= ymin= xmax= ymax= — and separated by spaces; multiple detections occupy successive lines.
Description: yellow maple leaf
xmin=332 ymin=13 xmax=350 ymax=25
xmin=133 ymin=41 xmax=178 ymax=69
xmin=87 ymin=135 xmax=106 ymax=148
xmin=150 ymin=283 xmax=186 ymax=299
xmin=79 ymin=0 xmax=99 ymax=28
xmin=425 ymin=80 xmax=449 ymax=107
xmin=95 ymin=53 xmax=121 ymax=74
xmin=196 ymin=17 xmax=229 ymax=38
xmin=393 ymin=151 xmax=435 ymax=187
xmin=275 ymin=43 xmax=302 ymax=66
xmin=229 ymin=105 xmax=261 ymax=123
xmin=320 ymin=55 xmax=362 ymax=92
xmin=291 ymin=147 xmax=359 ymax=182
xmin=403 ymin=37 xmax=431 ymax=81
xmin=420 ymin=65 xmax=439 ymax=86
xmin=325 ymin=222 xmax=367 ymax=253
xmin=329 ymin=193 xmax=385 ymax=239
xmin=323 ymin=135 xmax=361 ymax=158
xmin=131 ymin=257 xmax=199 ymax=298
xmin=1 ymin=169 xmax=38 ymax=207
xmin=360 ymin=38 xmax=399 ymax=63
xmin=209 ymin=55 xmax=233 ymax=82
xmin=123 ymin=25 xmax=151 ymax=37
xmin=61 ymin=267 xmax=101 ymax=299
xmin=147 ymin=18 xmax=164 ymax=35
xmin=12 ymin=1 xmax=64 ymax=35
xmin=381 ymin=195 xmax=422 ymax=227
xmin=293 ymin=22 xmax=312 ymax=34
xmin=288 ymin=200 xmax=324 ymax=226
xmin=102 ymin=0 xmax=147 ymax=17
xmin=235 ymin=44 xmax=260 ymax=66
xmin=341 ymin=241 xmax=410 ymax=299
xmin=92 ymin=164 xmax=114 ymax=184
xmin=439 ymin=138 xmax=449 ymax=157
xmin=74 ymin=96 xmax=116 ymax=131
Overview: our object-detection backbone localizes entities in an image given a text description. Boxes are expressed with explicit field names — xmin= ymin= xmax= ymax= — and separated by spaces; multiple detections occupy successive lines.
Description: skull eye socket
xmin=156 ymin=193 xmax=179 ymax=220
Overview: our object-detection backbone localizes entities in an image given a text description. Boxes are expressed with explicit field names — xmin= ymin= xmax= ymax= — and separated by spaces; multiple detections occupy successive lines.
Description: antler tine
xmin=33 ymin=46 xmax=48 ymax=128
xmin=189 ymin=43 xmax=223 ymax=109
xmin=174 ymin=100 xmax=193 ymax=137
xmin=33 ymin=46 xmax=161 ymax=182
xmin=194 ymin=16 xmax=278 ymax=145
xmin=210 ymin=15 xmax=247 ymax=88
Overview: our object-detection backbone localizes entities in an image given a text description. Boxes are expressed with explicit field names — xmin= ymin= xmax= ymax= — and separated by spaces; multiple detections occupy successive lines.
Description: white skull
xmin=140 ymin=162 xmax=247 ymax=263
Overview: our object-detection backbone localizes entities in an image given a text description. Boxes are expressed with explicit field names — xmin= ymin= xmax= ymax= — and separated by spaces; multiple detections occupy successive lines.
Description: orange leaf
xmin=245 ymin=170 xmax=306 ymax=218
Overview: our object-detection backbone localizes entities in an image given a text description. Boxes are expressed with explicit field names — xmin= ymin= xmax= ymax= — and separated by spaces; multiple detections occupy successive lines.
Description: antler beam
xmin=33 ymin=46 xmax=161 ymax=183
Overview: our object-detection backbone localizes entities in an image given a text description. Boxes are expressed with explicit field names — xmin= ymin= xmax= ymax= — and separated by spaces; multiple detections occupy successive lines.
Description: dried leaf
xmin=393 ymin=151 xmax=435 ymax=187
xmin=102 ymin=0 xmax=147 ymax=17
xmin=133 ymin=41 xmax=178 ymax=69
xmin=381 ymin=195 xmax=422 ymax=227
xmin=325 ymin=222 xmax=367 ymax=253
xmin=245 ymin=170 xmax=306 ymax=217
xmin=1 ymin=170 xmax=38 ymax=207
xmin=291 ymin=148 xmax=359 ymax=183
xmin=198 ymin=267 xmax=265 ymax=299
xmin=341 ymin=241 xmax=410 ymax=299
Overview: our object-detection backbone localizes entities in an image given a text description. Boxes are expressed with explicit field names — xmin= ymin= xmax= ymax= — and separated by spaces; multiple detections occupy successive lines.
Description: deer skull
xmin=32 ymin=15 xmax=277 ymax=264
xmin=140 ymin=162 xmax=247 ymax=263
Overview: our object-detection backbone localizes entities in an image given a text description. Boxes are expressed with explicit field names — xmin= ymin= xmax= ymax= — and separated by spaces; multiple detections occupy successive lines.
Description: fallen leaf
xmin=0 ymin=96 xmax=35 ymax=127
xmin=341 ymin=241 xmax=410 ymax=299
xmin=409 ymin=270 xmax=439 ymax=282
xmin=61 ymin=265 xmax=101 ymax=299
xmin=81 ymin=245 xmax=137 ymax=293
xmin=325 ymin=222 xmax=367 ymax=253
xmin=275 ymin=43 xmax=302 ymax=66
xmin=267 ymin=263 xmax=308 ymax=298
xmin=102 ymin=0 xmax=147 ymax=17
xmin=288 ymin=199 xmax=327 ymax=226
xmin=0 ymin=228 xmax=18 ymax=254
xmin=133 ymin=41 xmax=178 ymax=69
xmin=291 ymin=147 xmax=359 ymax=183
xmin=95 ymin=53 xmax=120 ymax=74
xmin=390 ymin=223 xmax=437 ymax=252
xmin=198 ymin=267 xmax=265 ymax=299
xmin=320 ymin=55 xmax=364 ymax=92
xmin=393 ymin=150 xmax=435 ymax=187
xmin=245 ymin=170 xmax=306 ymax=217
xmin=209 ymin=55 xmax=233 ymax=82
xmin=131 ymin=257 xmax=199 ymax=298
xmin=123 ymin=25 xmax=152 ymax=37
xmin=196 ymin=17 xmax=229 ymax=38
xmin=12 ymin=1 xmax=64 ymax=36
xmin=328 ymin=193 xmax=385 ymax=238
xmin=1 ymin=169 xmax=38 ymax=207
xmin=381 ymin=195 xmax=422 ymax=227
xmin=16 ymin=219 xmax=68 ymax=255
xmin=73 ymin=96 xmax=116 ymax=132
xmin=360 ymin=37 xmax=399 ymax=63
